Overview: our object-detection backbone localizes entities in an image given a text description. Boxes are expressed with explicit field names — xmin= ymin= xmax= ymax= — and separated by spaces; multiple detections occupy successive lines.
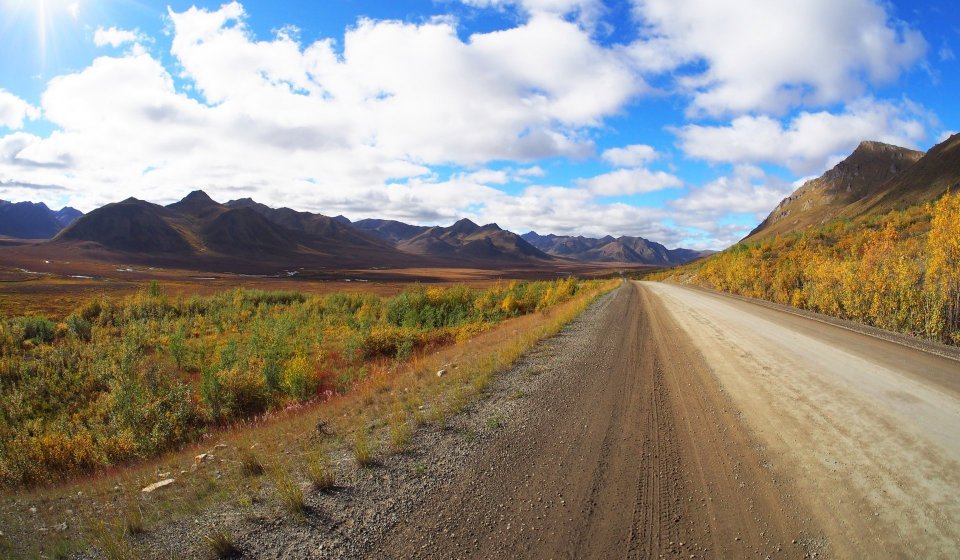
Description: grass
xmin=270 ymin=463 xmax=306 ymax=517
xmin=0 ymin=277 xmax=619 ymax=558
xmin=388 ymin=407 xmax=414 ymax=452
xmin=239 ymin=450 xmax=265 ymax=477
xmin=205 ymin=527 xmax=241 ymax=559
xmin=305 ymin=449 xmax=336 ymax=491
xmin=0 ymin=277 xmax=593 ymax=487
xmin=122 ymin=497 xmax=144 ymax=536
xmin=486 ymin=415 xmax=505 ymax=430
xmin=87 ymin=517 xmax=135 ymax=560
xmin=353 ymin=427 xmax=376 ymax=468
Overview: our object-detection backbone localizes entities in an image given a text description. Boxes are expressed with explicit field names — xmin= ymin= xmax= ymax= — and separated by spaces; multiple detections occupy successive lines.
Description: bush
xmin=18 ymin=316 xmax=55 ymax=344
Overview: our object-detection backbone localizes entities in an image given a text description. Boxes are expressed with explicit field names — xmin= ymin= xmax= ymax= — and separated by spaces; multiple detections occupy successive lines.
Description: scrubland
xmin=0 ymin=277 xmax=601 ymax=487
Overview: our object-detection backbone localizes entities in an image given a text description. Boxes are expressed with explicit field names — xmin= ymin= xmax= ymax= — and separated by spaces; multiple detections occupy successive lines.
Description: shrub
xmin=18 ymin=316 xmax=55 ymax=344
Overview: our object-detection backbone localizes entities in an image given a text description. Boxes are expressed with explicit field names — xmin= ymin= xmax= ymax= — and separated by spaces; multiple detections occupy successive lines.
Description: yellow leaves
xmin=691 ymin=196 xmax=960 ymax=343
xmin=500 ymin=294 xmax=519 ymax=314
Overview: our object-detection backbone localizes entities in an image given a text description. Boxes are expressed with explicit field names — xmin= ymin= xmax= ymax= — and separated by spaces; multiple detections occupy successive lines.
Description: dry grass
xmin=86 ymin=517 xmax=135 ymax=560
xmin=352 ymin=427 xmax=376 ymax=468
xmin=205 ymin=527 xmax=241 ymax=559
xmin=305 ymin=449 xmax=336 ymax=491
xmin=239 ymin=450 xmax=265 ymax=477
xmin=270 ymin=463 xmax=306 ymax=517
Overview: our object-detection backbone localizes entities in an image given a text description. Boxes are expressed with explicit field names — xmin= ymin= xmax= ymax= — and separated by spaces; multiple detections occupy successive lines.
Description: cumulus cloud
xmin=629 ymin=0 xmax=926 ymax=116
xmin=669 ymin=165 xmax=796 ymax=245
xmin=93 ymin=26 xmax=143 ymax=48
xmin=576 ymin=167 xmax=681 ymax=196
xmin=675 ymin=98 xmax=929 ymax=175
xmin=0 ymin=89 xmax=40 ymax=130
xmin=601 ymin=143 xmax=657 ymax=167
xmin=0 ymin=2 xmax=645 ymax=213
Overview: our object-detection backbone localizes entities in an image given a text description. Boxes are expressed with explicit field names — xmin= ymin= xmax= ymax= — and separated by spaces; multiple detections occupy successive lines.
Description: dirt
xmin=646 ymin=281 xmax=960 ymax=559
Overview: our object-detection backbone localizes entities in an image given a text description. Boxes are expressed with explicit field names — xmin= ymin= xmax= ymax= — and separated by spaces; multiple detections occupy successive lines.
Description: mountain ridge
xmin=744 ymin=139 xmax=928 ymax=243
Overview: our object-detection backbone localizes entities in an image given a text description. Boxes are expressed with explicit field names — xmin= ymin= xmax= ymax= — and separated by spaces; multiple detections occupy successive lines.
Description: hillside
xmin=55 ymin=198 xmax=194 ymax=253
xmin=0 ymin=200 xmax=83 ymax=239
xmin=522 ymin=231 xmax=710 ymax=265
xmin=744 ymin=140 xmax=923 ymax=243
xmin=849 ymin=133 xmax=960 ymax=217
xmin=226 ymin=198 xmax=389 ymax=250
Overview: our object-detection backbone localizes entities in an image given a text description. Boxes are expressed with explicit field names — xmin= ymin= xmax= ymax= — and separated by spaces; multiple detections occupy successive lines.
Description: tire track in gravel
xmin=374 ymin=281 xmax=813 ymax=559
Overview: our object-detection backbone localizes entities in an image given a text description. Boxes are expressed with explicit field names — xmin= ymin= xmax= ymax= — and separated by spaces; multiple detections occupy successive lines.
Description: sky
xmin=0 ymin=0 xmax=956 ymax=250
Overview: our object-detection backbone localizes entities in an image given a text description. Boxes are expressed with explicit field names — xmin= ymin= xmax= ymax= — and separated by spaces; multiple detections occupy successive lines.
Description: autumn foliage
xmin=0 ymin=277 xmax=588 ymax=486
xmin=657 ymin=191 xmax=960 ymax=344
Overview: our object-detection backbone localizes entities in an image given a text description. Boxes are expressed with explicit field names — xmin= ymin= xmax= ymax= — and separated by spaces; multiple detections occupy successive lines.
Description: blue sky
xmin=0 ymin=0 xmax=956 ymax=249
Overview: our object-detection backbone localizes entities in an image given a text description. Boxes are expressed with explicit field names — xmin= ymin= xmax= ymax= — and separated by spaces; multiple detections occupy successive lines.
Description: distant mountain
xmin=0 ymin=200 xmax=84 ymax=239
xmin=744 ymin=140 xmax=924 ymax=242
xmin=56 ymin=198 xmax=194 ymax=253
xmin=52 ymin=190 xmax=408 ymax=269
xmin=398 ymin=219 xmax=552 ymax=263
xmin=352 ymin=218 xmax=431 ymax=244
xmin=54 ymin=207 xmax=82 ymax=228
xmin=225 ymin=198 xmax=388 ymax=250
xmin=522 ymin=231 xmax=710 ymax=265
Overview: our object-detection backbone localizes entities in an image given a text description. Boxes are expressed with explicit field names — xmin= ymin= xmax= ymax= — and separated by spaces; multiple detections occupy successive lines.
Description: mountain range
xmin=746 ymin=133 xmax=960 ymax=242
xmin=521 ymin=232 xmax=713 ymax=266
xmin=0 ymin=200 xmax=82 ymax=239
xmin=0 ymin=191 xmax=709 ymax=270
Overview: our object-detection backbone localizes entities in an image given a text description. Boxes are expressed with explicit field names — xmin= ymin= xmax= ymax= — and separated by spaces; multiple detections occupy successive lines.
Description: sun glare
xmin=1 ymin=0 xmax=82 ymax=65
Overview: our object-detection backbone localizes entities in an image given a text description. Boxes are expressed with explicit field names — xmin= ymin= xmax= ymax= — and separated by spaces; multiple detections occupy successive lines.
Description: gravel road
xmin=369 ymin=281 xmax=814 ymax=559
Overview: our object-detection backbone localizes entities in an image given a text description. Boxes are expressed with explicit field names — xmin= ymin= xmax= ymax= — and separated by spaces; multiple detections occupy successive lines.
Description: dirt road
xmin=645 ymin=281 xmax=960 ymax=559
xmin=370 ymin=281 xmax=960 ymax=559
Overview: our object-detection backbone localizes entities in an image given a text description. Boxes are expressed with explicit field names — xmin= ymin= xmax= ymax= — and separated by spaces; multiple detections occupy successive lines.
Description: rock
xmin=158 ymin=471 xmax=171 ymax=478
xmin=55 ymin=522 xmax=68 ymax=532
xmin=29 ymin=507 xmax=36 ymax=514
xmin=214 ymin=444 xmax=227 ymax=449
xmin=195 ymin=452 xmax=211 ymax=464
xmin=437 ymin=369 xmax=448 ymax=377
xmin=142 ymin=478 xmax=175 ymax=493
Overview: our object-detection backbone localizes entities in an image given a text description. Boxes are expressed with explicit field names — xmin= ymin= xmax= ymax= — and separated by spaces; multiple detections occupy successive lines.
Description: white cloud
xmin=669 ymin=165 xmax=796 ymax=245
xmin=576 ymin=167 xmax=681 ymax=196
xmin=93 ymin=26 xmax=143 ymax=48
xmin=0 ymin=2 xmax=645 ymax=215
xmin=629 ymin=0 xmax=926 ymax=116
xmin=67 ymin=2 xmax=79 ymax=20
xmin=0 ymin=89 xmax=40 ymax=130
xmin=516 ymin=165 xmax=545 ymax=177
xmin=601 ymin=143 xmax=657 ymax=167
xmin=675 ymin=98 xmax=929 ymax=175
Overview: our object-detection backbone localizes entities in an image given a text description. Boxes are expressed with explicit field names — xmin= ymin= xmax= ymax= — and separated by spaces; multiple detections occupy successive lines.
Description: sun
xmin=0 ymin=0 xmax=83 ymax=65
